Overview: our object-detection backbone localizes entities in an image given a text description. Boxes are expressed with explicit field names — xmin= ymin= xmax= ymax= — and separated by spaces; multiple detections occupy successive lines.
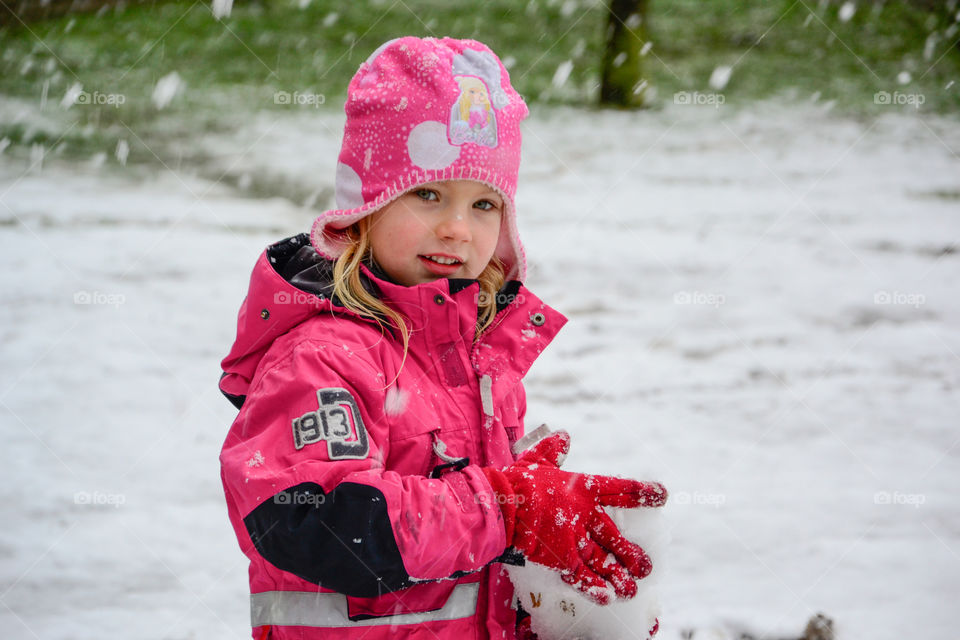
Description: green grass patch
xmin=1 ymin=0 xmax=957 ymax=163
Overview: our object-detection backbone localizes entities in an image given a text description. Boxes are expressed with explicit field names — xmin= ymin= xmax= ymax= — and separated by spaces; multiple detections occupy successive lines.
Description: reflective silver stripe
xmin=479 ymin=374 xmax=494 ymax=417
xmin=512 ymin=423 xmax=552 ymax=456
xmin=250 ymin=582 xmax=480 ymax=628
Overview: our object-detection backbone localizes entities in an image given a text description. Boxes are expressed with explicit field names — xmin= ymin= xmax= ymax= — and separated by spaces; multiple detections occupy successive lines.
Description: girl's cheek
xmin=482 ymin=213 xmax=503 ymax=238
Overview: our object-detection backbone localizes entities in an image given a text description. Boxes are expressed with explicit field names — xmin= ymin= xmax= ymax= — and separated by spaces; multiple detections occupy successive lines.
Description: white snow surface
xmin=1 ymin=101 xmax=958 ymax=639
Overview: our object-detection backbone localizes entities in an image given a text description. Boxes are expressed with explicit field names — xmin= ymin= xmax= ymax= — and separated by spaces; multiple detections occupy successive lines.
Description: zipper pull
xmin=430 ymin=431 xmax=470 ymax=478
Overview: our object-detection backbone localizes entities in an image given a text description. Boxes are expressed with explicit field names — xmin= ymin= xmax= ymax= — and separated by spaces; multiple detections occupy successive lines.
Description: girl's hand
xmin=481 ymin=432 xmax=667 ymax=605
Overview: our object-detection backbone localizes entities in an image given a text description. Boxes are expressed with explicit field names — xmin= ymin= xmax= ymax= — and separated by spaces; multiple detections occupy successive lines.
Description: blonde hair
xmin=456 ymin=76 xmax=491 ymax=122
xmin=331 ymin=217 xmax=506 ymax=375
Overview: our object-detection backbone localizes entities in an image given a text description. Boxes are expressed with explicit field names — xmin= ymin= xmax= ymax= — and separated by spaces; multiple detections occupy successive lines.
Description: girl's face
xmin=367 ymin=180 xmax=503 ymax=287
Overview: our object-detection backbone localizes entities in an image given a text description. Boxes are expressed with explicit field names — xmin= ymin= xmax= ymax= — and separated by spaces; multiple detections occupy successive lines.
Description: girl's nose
xmin=435 ymin=206 xmax=472 ymax=243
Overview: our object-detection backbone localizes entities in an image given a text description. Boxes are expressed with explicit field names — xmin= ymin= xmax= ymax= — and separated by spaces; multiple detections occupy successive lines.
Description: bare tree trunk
xmin=599 ymin=0 xmax=650 ymax=108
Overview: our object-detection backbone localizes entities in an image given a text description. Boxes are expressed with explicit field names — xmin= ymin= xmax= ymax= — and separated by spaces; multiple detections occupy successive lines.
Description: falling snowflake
xmin=709 ymin=65 xmax=732 ymax=91
xmin=838 ymin=2 xmax=855 ymax=22
xmin=552 ymin=60 xmax=574 ymax=89
xmin=152 ymin=72 xmax=183 ymax=110
xmin=115 ymin=139 xmax=129 ymax=166
xmin=60 ymin=82 xmax=83 ymax=109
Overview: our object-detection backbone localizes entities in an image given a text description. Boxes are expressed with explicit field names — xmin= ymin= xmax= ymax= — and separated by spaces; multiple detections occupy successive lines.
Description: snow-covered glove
xmin=481 ymin=431 xmax=667 ymax=605
xmin=516 ymin=614 xmax=537 ymax=640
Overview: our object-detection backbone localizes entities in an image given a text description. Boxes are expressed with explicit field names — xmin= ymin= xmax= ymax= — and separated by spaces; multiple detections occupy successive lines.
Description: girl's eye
xmin=414 ymin=189 xmax=439 ymax=201
xmin=475 ymin=199 xmax=501 ymax=212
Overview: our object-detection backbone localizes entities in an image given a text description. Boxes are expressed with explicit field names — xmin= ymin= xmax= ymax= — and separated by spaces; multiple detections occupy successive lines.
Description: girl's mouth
xmin=419 ymin=254 xmax=463 ymax=275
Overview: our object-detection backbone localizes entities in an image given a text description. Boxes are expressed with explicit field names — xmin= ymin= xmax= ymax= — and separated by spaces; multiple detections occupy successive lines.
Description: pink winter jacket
xmin=219 ymin=234 xmax=567 ymax=639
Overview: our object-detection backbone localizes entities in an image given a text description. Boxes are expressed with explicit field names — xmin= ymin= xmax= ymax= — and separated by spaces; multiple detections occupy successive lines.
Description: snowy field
xmin=1 ymin=101 xmax=958 ymax=639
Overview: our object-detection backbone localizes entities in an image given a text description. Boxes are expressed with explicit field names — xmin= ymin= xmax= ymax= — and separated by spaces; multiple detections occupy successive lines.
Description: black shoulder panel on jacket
xmin=243 ymin=482 xmax=413 ymax=597
xmin=268 ymin=233 xmax=384 ymax=307
xmin=496 ymin=281 xmax=523 ymax=312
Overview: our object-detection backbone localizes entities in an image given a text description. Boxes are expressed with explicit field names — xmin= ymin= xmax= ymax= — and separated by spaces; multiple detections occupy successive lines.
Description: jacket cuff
xmin=480 ymin=466 xmax=517 ymax=546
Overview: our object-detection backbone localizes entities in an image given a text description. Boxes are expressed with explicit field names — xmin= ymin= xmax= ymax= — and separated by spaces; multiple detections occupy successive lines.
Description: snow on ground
xmin=0 ymin=101 xmax=958 ymax=639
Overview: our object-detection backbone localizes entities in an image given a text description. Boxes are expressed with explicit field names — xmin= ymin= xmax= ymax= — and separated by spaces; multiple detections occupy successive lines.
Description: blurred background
xmin=2 ymin=0 xmax=959 ymax=163
xmin=1 ymin=1 xmax=958 ymax=639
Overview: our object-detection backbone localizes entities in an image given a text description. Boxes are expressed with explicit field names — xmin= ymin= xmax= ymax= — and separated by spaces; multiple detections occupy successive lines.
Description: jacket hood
xmin=219 ymin=233 xmax=545 ymax=410
xmin=219 ymin=234 xmax=334 ymax=408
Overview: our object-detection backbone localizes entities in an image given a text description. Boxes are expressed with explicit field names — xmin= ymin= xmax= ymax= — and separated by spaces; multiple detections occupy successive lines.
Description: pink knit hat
xmin=309 ymin=36 xmax=530 ymax=281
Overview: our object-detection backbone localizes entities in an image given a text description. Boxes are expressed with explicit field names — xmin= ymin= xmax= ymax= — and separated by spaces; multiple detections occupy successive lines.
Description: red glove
xmin=516 ymin=614 xmax=537 ymax=640
xmin=482 ymin=431 xmax=667 ymax=605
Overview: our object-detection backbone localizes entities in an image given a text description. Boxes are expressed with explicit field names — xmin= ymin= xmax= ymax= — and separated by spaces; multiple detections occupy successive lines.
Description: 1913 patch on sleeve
xmin=292 ymin=388 xmax=369 ymax=459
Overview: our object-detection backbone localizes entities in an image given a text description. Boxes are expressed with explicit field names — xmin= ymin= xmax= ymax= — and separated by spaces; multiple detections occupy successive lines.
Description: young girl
xmin=219 ymin=36 xmax=667 ymax=640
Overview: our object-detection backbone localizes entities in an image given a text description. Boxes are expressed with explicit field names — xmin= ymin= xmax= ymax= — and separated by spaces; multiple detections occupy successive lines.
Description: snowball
xmin=506 ymin=506 xmax=668 ymax=639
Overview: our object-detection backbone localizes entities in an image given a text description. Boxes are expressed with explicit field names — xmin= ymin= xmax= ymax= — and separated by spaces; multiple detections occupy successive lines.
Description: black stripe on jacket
xmin=243 ymin=482 xmax=413 ymax=597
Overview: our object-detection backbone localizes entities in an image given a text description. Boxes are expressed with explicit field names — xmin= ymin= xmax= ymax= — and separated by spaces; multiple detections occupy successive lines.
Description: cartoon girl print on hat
xmin=449 ymin=75 xmax=498 ymax=148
